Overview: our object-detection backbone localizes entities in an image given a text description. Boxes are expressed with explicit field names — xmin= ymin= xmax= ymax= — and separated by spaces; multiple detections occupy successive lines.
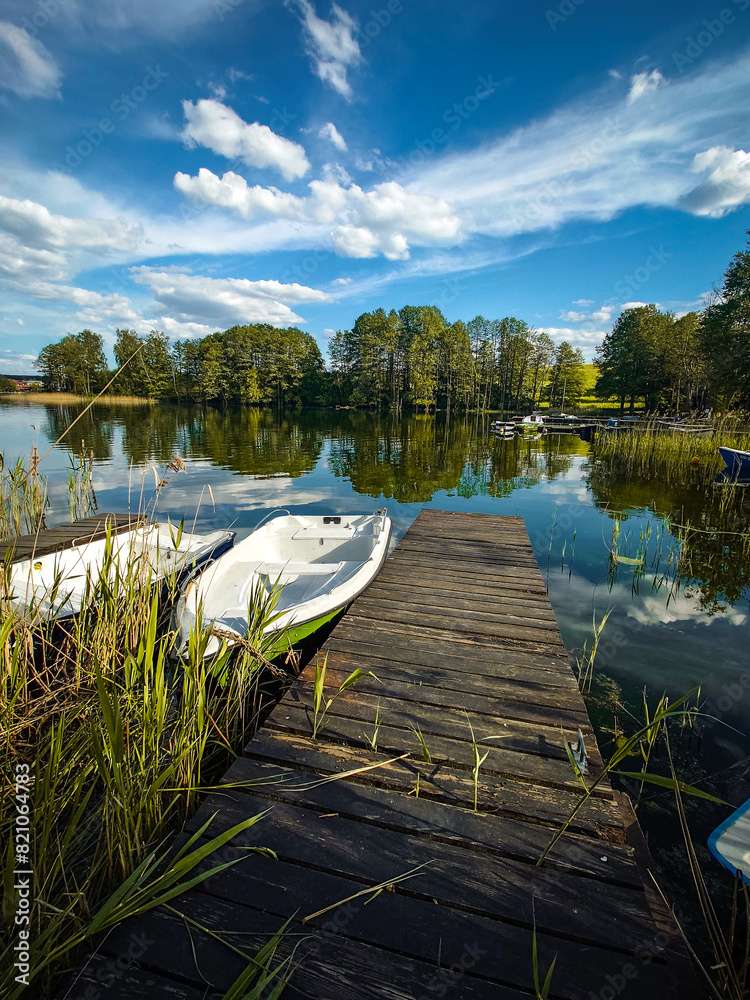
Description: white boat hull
xmin=6 ymin=525 xmax=235 ymax=620
xmin=177 ymin=511 xmax=392 ymax=658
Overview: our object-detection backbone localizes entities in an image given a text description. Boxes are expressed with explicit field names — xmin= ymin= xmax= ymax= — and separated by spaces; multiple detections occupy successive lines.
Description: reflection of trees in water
xmin=43 ymin=403 xmax=326 ymax=477
xmin=328 ymin=417 xmax=588 ymax=502
xmin=586 ymin=457 xmax=750 ymax=613
xmin=185 ymin=407 xmax=324 ymax=477
xmin=480 ymin=434 xmax=586 ymax=498
xmin=328 ymin=414 xmax=471 ymax=501
xmin=44 ymin=405 xmax=118 ymax=460
xmin=44 ymin=402 xmax=185 ymax=464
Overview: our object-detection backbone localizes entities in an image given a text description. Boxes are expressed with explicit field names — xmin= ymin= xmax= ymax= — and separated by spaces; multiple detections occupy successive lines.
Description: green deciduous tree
xmin=37 ymin=330 xmax=107 ymax=394
xmin=545 ymin=341 xmax=586 ymax=409
xmin=701 ymin=234 xmax=750 ymax=408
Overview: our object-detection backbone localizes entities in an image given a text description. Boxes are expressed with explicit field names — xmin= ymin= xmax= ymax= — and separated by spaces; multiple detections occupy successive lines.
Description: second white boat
xmin=177 ymin=510 xmax=392 ymax=658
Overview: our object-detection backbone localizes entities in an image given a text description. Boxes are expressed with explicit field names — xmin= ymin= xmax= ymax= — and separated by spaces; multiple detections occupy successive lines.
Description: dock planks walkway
xmin=0 ymin=512 xmax=143 ymax=563
xmin=82 ymin=510 xmax=694 ymax=999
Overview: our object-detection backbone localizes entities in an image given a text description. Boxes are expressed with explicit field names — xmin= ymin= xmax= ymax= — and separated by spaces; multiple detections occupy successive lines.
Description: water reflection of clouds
xmin=627 ymin=588 xmax=747 ymax=628
xmin=550 ymin=570 xmax=747 ymax=646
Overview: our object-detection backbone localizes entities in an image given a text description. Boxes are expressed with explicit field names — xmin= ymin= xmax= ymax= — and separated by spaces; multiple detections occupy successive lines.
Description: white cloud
xmin=0 ymin=0 xmax=251 ymax=40
xmin=680 ymin=146 xmax=750 ymax=218
xmin=407 ymin=52 xmax=750 ymax=241
xmin=627 ymin=68 xmax=665 ymax=104
xmin=131 ymin=267 xmax=329 ymax=330
xmin=174 ymin=168 xmax=306 ymax=219
xmin=227 ymin=67 xmax=251 ymax=83
xmin=0 ymin=194 xmax=138 ymax=255
xmin=319 ymin=179 xmax=461 ymax=259
xmin=0 ymin=192 xmax=142 ymax=293
xmin=291 ymin=1 xmax=361 ymax=100
xmin=320 ymin=161 xmax=352 ymax=185
xmin=0 ymin=21 xmax=61 ymax=99
xmin=181 ymin=99 xmax=310 ymax=181
xmin=29 ymin=282 xmax=143 ymax=327
xmin=537 ymin=326 xmax=608 ymax=359
xmin=573 ymin=298 xmax=593 ymax=306
xmin=174 ymin=169 xmax=462 ymax=259
xmin=331 ymin=276 xmax=351 ymax=286
xmin=155 ymin=315 xmax=214 ymax=339
xmin=621 ymin=300 xmax=652 ymax=310
xmin=560 ymin=304 xmax=613 ymax=326
xmin=0 ymin=349 xmax=38 ymax=374
xmin=318 ymin=121 xmax=347 ymax=151
xmin=590 ymin=305 xmax=613 ymax=324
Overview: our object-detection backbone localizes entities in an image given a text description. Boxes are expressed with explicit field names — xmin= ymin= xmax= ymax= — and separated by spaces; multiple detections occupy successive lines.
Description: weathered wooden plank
xmin=378 ymin=568 xmax=549 ymax=596
xmin=353 ymin=601 xmax=561 ymax=642
xmin=211 ymin=755 xmax=639 ymax=883
xmin=73 ymin=954 xmax=204 ymax=999
xmin=344 ymin=611 xmax=565 ymax=653
xmin=242 ymin=732 xmax=620 ymax=836
xmin=99 ymin=898 xmax=521 ymax=1000
xmin=396 ymin=537 xmax=540 ymax=564
xmin=387 ymin=552 xmax=547 ymax=582
xmin=362 ymin=579 xmax=558 ymax=617
xmin=182 ymin=793 xmax=665 ymax=954
xmin=268 ymin=703 xmax=602 ymax=794
xmin=176 ymin=849 xmax=687 ymax=999
xmin=301 ymin=657 xmax=588 ymax=727
xmin=315 ymin=651 xmax=583 ymax=714
xmin=354 ymin=590 xmax=560 ymax=629
xmin=325 ymin=630 xmax=575 ymax=683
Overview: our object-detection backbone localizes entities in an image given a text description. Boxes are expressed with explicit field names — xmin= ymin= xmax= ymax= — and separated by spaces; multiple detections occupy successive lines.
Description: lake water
xmin=2 ymin=399 xmax=749 ymax=922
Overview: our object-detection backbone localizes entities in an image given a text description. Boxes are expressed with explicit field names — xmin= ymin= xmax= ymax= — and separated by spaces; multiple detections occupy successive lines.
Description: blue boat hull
xmin=719 ymin=447 xmax=750 ymax=480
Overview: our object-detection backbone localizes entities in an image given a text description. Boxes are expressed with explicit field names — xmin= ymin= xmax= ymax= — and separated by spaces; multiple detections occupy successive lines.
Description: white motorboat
xmin=176 ymin=511 xmax=391 ymax=659
xmin=5 ymin=523 xmax=235 ymax=620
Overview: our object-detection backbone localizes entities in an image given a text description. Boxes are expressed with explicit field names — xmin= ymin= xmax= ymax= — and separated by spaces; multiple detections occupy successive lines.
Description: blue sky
xmin=1 ymin=0 xmax=749 ymax=372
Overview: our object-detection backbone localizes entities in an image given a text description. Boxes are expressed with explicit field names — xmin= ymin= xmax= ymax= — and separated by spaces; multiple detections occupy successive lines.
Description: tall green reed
xmin=0 ymin=457 xmax=292 ymax=997
xmin=592 ymin=417 xmax=750 ymax=487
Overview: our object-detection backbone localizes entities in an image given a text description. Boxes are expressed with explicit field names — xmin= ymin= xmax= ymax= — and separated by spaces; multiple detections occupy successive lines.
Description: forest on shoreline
xmin=30 ymin=233 xmax=750 ymax=414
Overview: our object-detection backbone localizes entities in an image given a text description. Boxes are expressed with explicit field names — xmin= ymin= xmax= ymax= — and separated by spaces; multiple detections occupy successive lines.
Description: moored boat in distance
xmin=490 ymin=419 xmax=517 ymax=438
xmin=6 ymin=523 xmax=235 ymax=620
xmin=719 ymin=446 xmax=750 ymax=481
xmin=177 ymin=511 xmax=392 ymax=659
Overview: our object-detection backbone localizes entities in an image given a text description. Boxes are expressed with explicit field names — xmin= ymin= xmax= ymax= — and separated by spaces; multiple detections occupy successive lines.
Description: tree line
xmin=37 ymin=324 xmax=327 ymax=407
xmin=35 ymin=232 xmax=749 ymax=412
xmin=36 ymin=311 xmax=586 ymax=412
xmin=329 ymin=308 xmax=586 ymax=412
xmin=595 ymin=233 xmax=750 ymax=411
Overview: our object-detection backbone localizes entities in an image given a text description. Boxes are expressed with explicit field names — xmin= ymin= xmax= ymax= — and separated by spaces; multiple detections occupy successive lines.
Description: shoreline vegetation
xmin=0 ymin=392 xmax=156 ymax=405
xmin=0 ymin=455 xmax=298 ymax=997
xmin=20 ymin=233 xmax=750 ymax=417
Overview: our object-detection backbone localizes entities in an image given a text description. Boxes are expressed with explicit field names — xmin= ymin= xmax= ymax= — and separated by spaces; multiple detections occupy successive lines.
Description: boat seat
xmin=255 ymin=560 xmax=345 ymax=583
xmin=215 ymin=560 xmax=348 ymax=622
xmin=290 ymin=526 xmax=355 ymax=540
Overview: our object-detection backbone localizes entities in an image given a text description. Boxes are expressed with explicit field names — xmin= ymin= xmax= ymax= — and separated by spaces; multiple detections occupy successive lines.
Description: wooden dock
xmin=80 ymin=510 xmax=694 ymax=998
xmin=0 ymin=513 xmax=143 ymax=563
